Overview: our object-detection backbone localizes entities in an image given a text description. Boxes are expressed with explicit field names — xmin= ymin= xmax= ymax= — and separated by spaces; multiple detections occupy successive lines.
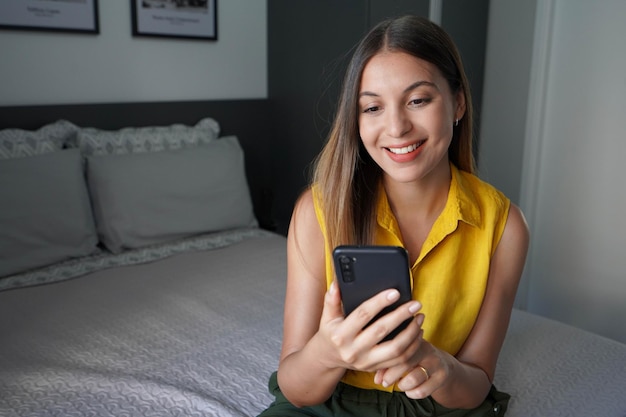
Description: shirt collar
xmin=376 ymin=163 xmax=482 ymax=234
xmin=449 ymin=163 xmax=481 ymax=228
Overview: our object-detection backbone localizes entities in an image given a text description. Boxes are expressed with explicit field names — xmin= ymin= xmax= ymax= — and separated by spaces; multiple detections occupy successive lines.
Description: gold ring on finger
xmin=417 ymin=365 xmax=429 ymax=381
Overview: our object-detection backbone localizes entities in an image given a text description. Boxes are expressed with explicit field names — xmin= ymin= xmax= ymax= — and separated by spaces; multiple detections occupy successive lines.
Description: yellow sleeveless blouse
xmin=312 ymin=164 xmax=510 ymax=392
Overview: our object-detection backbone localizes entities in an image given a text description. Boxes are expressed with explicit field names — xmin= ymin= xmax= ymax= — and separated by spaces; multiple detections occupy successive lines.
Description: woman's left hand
xmin=374 ymin=337 xmax=453 ymax=399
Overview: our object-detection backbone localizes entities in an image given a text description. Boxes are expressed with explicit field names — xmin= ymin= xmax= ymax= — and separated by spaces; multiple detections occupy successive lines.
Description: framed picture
xmin=0 ymin=0 xmax=99 ymax=34
xmin=131 ymin=0 xmax=217 ymax=41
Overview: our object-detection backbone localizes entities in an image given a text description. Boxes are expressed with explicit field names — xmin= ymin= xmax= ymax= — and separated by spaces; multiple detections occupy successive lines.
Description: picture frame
xmin=0 ymin=0 xmax=99 ymax=34
xmin=131 ymin=0 xmax=217 ymax=41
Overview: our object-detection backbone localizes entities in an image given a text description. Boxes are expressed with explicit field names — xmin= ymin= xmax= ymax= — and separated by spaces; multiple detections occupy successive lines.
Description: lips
xmin=386 ymin=140 xmax=425 ymax=155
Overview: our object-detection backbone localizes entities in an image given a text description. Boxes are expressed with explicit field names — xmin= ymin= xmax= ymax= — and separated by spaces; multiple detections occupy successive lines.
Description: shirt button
xmin=493 ymin=403 xmax=502 ymax=415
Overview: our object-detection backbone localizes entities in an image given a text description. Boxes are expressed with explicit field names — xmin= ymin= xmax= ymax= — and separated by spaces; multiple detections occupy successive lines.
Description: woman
xmin=259 ymin=15 xmax=529 ymax=417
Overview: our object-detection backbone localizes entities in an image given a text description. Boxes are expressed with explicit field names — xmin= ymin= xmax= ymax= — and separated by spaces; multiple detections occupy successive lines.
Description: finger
xmin=320 ymin=281 xmax=344 ymax=324
xmin=361 ymin=314 xmax=424 ymax=375
xmin=376 ymin=326 xmax=425 ymax=385
xmin=381 ymin=312 xmax=423 ymax=346
xmin=398 ymin=365 xmax=436 ymax=399
xmin=343 ymin=289 xmax=402 ymax=333
xmin=402 ymin=371 xmax=438 ymax=400
xmin=374 ymin=368 xmax=386 ymax=385
xmin=359 ymin=300 xmax=422 ymax=347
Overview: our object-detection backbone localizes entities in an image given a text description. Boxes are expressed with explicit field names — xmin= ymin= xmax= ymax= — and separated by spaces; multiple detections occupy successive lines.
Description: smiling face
xmin=358 ymin=51 xmax=465 ymax=186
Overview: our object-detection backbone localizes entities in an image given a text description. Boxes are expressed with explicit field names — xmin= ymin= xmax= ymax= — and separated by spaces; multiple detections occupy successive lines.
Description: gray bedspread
xmin=496 ymin=309 xmax=626 ymax=416
xmin=1 ymin=231 xmax=286 ymax=417
xmin=1 ymin=230 xmax=625 ymax=416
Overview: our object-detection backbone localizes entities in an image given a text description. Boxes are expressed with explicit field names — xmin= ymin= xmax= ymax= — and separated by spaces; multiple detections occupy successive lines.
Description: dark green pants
xmin=257 ymin=372 xmax=509 ymax=417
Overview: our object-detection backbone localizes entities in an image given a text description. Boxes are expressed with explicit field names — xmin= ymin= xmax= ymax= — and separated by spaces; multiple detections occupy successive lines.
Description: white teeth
xmin=388 ymin=143 xmax=419 ymax=155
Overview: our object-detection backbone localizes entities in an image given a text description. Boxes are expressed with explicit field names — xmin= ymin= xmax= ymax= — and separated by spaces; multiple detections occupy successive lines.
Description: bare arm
xmin=276 ymin=190 xmax=345 ymax=406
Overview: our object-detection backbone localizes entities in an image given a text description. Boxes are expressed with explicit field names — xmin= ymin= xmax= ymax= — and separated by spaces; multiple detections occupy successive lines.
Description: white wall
xmin=524 ymin=0 xmax=626 ymax=343
xmin=482 ymin=0 xmax=626 ymax=343
xmin=0 ymin=0 xmax=267 ymax=106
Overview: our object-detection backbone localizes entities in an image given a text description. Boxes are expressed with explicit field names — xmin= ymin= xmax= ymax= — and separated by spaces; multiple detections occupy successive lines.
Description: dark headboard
xmin=0 ymin=99 xmax=275 ymax=229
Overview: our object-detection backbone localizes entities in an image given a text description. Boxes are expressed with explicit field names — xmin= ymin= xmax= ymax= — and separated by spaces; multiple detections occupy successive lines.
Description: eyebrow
xmin=359 ymin=80 xmax=438 ymax=98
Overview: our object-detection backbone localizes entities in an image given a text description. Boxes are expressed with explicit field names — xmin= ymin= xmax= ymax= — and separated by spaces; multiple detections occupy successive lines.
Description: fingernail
xmin=387 ymin=290 xmax=400 ymax=301
xmin=416 ymin=313 xmax=425 ymax=326
xmin=408 ymin=301 xmax=422 ymax=314
xmin=382 ymin=380 xmax=390 ymax=388
xmin=329 ymin=281 xmax=337 ymax=295
xmin=374 ymin=371 xmax=382 ymax=385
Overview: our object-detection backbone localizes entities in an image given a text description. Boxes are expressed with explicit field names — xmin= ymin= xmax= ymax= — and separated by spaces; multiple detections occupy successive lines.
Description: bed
xmin=1 ymin=101 xmax=626 ymax=417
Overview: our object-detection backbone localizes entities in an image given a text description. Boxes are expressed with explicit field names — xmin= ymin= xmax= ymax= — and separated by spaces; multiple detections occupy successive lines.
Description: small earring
xmin=454 ymin=119 xmax=459 ymax=127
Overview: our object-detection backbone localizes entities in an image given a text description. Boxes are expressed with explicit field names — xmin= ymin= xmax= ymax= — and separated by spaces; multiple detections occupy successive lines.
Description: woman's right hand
xmin=276 ymin=190 xmax=424 ymax=406
xmin=315 ymin=281 xmax=424 ymax=373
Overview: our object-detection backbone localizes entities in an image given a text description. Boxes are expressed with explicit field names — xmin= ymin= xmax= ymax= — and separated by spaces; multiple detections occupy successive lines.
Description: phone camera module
xmin=339 ymin=255 xmax=355 ymax=282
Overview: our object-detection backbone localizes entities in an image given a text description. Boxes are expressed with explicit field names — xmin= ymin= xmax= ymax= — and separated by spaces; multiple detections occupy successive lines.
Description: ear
xmin=455 ymin=89 xmax=466 ymax=121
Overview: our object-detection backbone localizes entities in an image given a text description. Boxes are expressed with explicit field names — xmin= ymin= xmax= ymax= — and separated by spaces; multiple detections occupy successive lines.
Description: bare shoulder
xmin=292 ymin=188 xmax=316 ymax=222
xmin=489 ymin=203 xmax=530 ymax=299
xmin=288 ymin=188 xmax=324 ymax=250
xmin=286 ymin=188 xmax=326 ymax=289
xmin=501 ymin=203 xmax=530 ymax=255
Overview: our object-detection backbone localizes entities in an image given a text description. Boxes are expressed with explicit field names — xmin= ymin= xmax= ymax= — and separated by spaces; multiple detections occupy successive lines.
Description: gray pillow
xmin=86 ymin=136 xmax=257 ymax=253
xmin=72 ymin=117 xmax=221 ymax=156
xmin=0 ymin=149 xmax=99 ymax=277
xmin=0 ymin=120 xmax=79 ymax=159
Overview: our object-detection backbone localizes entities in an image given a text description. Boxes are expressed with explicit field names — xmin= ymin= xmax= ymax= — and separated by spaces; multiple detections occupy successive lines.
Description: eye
xmin=362 ymin=105 xmax=381 ymax=114
xmin=408 ymin=97 xmax=431 ymax=107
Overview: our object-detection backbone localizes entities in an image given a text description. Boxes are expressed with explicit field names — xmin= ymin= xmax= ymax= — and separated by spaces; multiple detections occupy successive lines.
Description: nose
xmin=385 ymin=107 xmax=411 ymax=138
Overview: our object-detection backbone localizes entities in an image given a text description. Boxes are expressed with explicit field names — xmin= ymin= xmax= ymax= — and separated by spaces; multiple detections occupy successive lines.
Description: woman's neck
xmin=383 ymin=161 xmax=452 ymax=219
xmin=382 ymin=161 xmax=452 ymax=263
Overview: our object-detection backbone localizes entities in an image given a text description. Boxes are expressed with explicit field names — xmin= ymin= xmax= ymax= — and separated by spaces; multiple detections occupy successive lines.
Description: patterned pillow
xmin=0 ymin=120 xmax=79 ymax=159
xmin=71 ymin=117 xmax=220 ymax=156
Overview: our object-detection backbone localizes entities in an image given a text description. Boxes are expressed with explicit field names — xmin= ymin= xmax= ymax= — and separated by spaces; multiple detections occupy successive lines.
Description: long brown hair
xmin=312 ymin=15 xmax=474 ymax=251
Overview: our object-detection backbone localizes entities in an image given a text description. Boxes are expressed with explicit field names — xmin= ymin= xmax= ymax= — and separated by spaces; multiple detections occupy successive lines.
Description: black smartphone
xmin=332 ymin=245 xmax=413 ymax=342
